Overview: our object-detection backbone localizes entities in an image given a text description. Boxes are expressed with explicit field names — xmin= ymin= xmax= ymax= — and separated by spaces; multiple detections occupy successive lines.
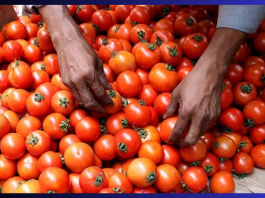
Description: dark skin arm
xmin=0 ymin=5 xmax=17 ymax=27
xmin=164 ymin=28 xmax=247 ymax=147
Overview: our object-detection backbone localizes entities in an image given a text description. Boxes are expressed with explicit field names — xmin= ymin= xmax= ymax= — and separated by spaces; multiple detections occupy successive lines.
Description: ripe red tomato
xmin=243 ymin=99 xmax=265 ymax=126
xmin=150 ymin=30 xmax=174 ymax=47
xmin=219 ymin=108 xmax=244 ymax=132
xmin=250 ymin=124 xmax=265 ymax=144
xmin=75 ymin=117 xmax=101 ymax=143
xmin=244 ymin=64 xmax=265 ymax=89
xmin=135 ymin=68 xmax=149 ymax=85
xmin=3 ymin=110 xmax=19 ymax=132
xmin=177 ymin=66 xmax=193 ymax=81
xmin=244 ymin=56 xmax=265 ymax=68
xmin=94 ymin=134 xmax=116 ymax=161
xmin=221 ymin=82 xmax=233 ymax=110
xmin=154 ymin=164 xmax=180 ymax=193
xmin=103 ymin=90 xmax=122 ymax=114
xmin=219 ymin=159 xmax=233 ymax=172
xmin=212 ymin=136 xmax=237 ymax=159
xmin=200 ymin=152 xmax=220 ymax=176
xmin=160 ymin=145 xmax=180 ymax=168
xmin=182 ymin=167 xmax=208 ymax=193
xmin=253 ymin=32 xmax=265 ymax=53
xmin=238 ymin=135 xmax=253 ymax=154
xmin=225 ymin=63 xmax=244 ymax=85
xmin=105 ymin=112 xmax=129 ymax=136
xmin=43 ymin=54 xmax=59 ymax=76
xmin=232 ymin=152 xmax=254 ymax=175
xmin=159 ymin=41 xmax=183 ymax=66
xmin=2 ymin=40 xmax=24 ymax=63
xmin=0 ymin=31 xmax=6 ymax=47
xmin=108 ymin=171 xmax=133 ymax=193
xmin=17 ymin=153 xmax=40 ymax=180
xmin=179 ymin=139 xmax=207 ymax=163
xmin=125 ymin=100 xmax=151 ymax=127
xmin=68 ymin=109 xmax=88 ymax=129
xmin=154 ymin=92 xmax=171 ymax=117
xmin=43 ymin=113 xmax=69 ymax=140
xmin=69 ymin=173 xmax=83 ymax=193
xmin=210 ymin=171 xmax=235 ymax=193
xmin=1 ymin=176 xmax=25 ymax=193
xmin=138 ymin=140 xmax=164 ymax=164
xmin=0 ymin=70 xmax=11 ymax=93
xmin=175 ymin=13 xmax=198 ymax=36
xmin=25 ymin=23 xmax=38 ymax=39
xmin=114 ymin=129 xmax=142 ymax=158
xmin=233 ymin=82 xmax=257 ymax=106
xmin=37 ymin=27 xmax=54 ymax=53
xmin=35 ymin=82 xmax=60 ymax=101
xmin=76 ymin=5 xmax=94 ymax=22
xmin=1 ymin=133 xmax=26 ymax=160
xmin=138 ymin=84 xmax=159 ymax=106
xmin=0 ymin=154 xmax=17 ymax=180
xmin=250 ymin=144 xmax=265 ymax=168
xmin=154 ymin=19 xmax=175 ymax=37
xmin=58 ymin=134 xmax=81 ymax=155
xmin=38 ymin=151 xmax=62 ymax=172
xmin=130 ymin=24 xmax=153 ymax=44
xmin=0 ymin=114 xmax=10 ymax=139
xmin=39 ymin=167 xmax=70 ymax=193
xmin=115 ymin=5 xmax=135 ymax=22
xmin=30 ymin=70 xmax=50 ymax=90
xmin=92 ymin=10 xmax=113 ymax=31
xmin=222 ymin=132 xmax=242 ymax=148
xmin=191 ymin=7 xmax=209 ymax=22
xmin=130 ymin=6 xmax=150 ymax=24
xmin=26 ymin=92 xmax=50 ymax=117
xmin=6 ymin=21 xmax=27 ymax=40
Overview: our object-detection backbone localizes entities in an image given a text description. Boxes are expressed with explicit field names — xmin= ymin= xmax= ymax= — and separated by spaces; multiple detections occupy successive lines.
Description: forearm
xmin=0 ymin=5 xmax=17 ymax=27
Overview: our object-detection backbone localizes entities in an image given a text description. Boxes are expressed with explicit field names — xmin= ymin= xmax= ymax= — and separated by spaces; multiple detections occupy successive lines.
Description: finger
xmin=87 ymin=75 xmax=113 ymax=106
xmin=96 ymin=59 xmax=113 ymax=90
xmin=163 ymin=90 xmax=180 ymax=119
xmin=77 ymin=82 xmax=107 ymax=113
xmin=168 ymin=111 xmax=191 ymax=144
xmin=71 ymin=86 xmax=83 ymax=105
xmin=22 ymin=5 xmax=32 ymax=14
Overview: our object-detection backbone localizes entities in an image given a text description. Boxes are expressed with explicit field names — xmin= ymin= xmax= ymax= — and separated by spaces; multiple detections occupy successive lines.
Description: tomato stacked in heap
xmin=0 ymin=5 xmax=265 ymax=194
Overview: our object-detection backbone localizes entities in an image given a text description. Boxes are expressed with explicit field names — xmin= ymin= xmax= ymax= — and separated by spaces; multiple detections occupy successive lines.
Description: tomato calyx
xmin=76 ymin=5 xmax=84 ymax=14
xmin=238 ymin=141 xmax=247 ymax=149
xmin=41 ymin=64 xmax=45 ymax=70
xmin=244 ymin=119 xmax=254 ymax=128
xmin=165 ymin=64 xmax=176 ymax=71
xmin=231 ymin=169 xmax=246 ymax=179
xmin=191 ymin=34 xmax=203 ymax=42
xmin=221 ymin=83 xmax=226 ymax=91
xmin=121 ymin=119 xmax=129 ymax=128
xmin=204 ymin=165 xmax=213 ymax=173
xmin=139 ymin=100 xmax=146 ymax=106
xmin=11 ymin=59 xmax=19 ymax=69
xmin=214 ymin=141 xmax=219 ymax=148
xmin=121 ymin=96 xmax=128 ymax=108
xmin=114 ymin=26 xmax=120 ymax=33
xmin=163 ymin=6 xmax=171 ymax=17
xmin=46 ymin=190 xmax=56 ymax=194
xmin=38 ymin=20 xmax=44 ymax=28
xmin=260 ymin=73 xmax=265 ymax=83
xmin=138 ymin=31 xmax=146 ymax=42
xmin=130 ymin=21 xmax=138 ymax=26
xmin=118 ymin=142 xmax=128 ymax=153
xmin=94 ymin=173 xmax=104 ymax=187
xmin=99 ymin=117 xmax=108 ymax=135
xmin=218 ymin=157 xmax=227 ymax=163
xmin=59 ymin=119 xmax=69 ymax=132
xmin=220 ymin=125 xmax=233 ymax=133
xmin=112 ymin=187 xmax=125 ymax=193
xmin=145 ymin=43 xmax=156 ymax=51
xmin=108 ymin=90 xmax=117 ymax=98
xmin=92 ymin=23 xmax=99 ymax=31
xmin=156 ymin=34 xmax=163 ymax=46
xmin=60 ymin=154 xmax=66 ymax=168
xmin=26 ymin=133 xmax=38 ymax=146
xmin=146 ymin=171 xmax=157 ymax=184
xmin=33 ymin=38 xmax=39 ymax=47
xmin=0 ymin=187 xmax=2 ymax=193
xmin=190 ymin=161 xmax=201 ymax=167
xmin=183 ymin=15 xmax=194 ymax=27
xmin=59 ymin=97 xmax=70 ymax=108
xmin=135 ymin=128 xmax=147 ymax=138
xmin=34 ymin=93 xmax=44 ymax=102
xmin=111 ymin=51 xmax=118 ymax=58
xmin=167 ymin=44 xmax=178 ymax=57
xmin=102 ymin=38 xmax=108 ymax=46
xmin=241 ymin=83 xmax=253 ymax=93
xmin=104 ymin=6 xmax=110 ymax=11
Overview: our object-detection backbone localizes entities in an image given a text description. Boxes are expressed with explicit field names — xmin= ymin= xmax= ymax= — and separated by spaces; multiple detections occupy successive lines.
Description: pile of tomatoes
xmin=1 ymin=4 xmax=265 ymax=194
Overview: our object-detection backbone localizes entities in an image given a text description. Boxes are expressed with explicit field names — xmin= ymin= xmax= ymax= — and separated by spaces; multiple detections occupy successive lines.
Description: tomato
xmin=133 ymin=186 xmax=157 ymax=193
xmin=238 ymin=136 xmax=253 ymax=154
xmin=39 ymin=167 xmax=70 ymax=193
xmin=180 ymin=139 xmax=207 ymax=163
xmin=128 ymin=158 xmax=157 ymax=188
xmin=17 ymin=153 xmax=40 ymax=180
xmin=31 ymin=61 xmax=45 ymax=72
xmin=115 ymin=5 xmax=135 ymax=22
xmin=0 ymin=31 xmax=6 ymax=47
xmin=1 ymin=133 xmax=26 ymax=160
xmin=125 ymin=100 xmax=151 ymax=127
xmin=7 ymin=89 xmax=29 ymax=114
xmin=116 ymin=71 xmax=142 ymax=98
xmin=199 ymin=132 xmax=216 ymax=152
xmin=0 ymin=70 xmax=11 ymax=93
xmin=103 ymin=63 xmax=116 ymax=82
xmin=154 ymin=19 xmax=175 ymax=37
xmin=233 ymin=43 xmax=248 ymax=64
xmin=26 ymin=92 xmax=50 ymax=117
xmin=1 ymin=176 xmax=25 ymax=193
xmin=250 ymin=124 xmax=265 ymax=144
xmin=225 ymin=63 xmax=244 ymax=85
xmin=79 ymin=23 xmax=97 ymax=38
xmin=38 ymin=151 xmax=62 ymax=172
xmin=37 ymin=27 xmax=54 ymax=53
xmin=148 ymin=107 xmax=159 ymax=126
xmin=16 ymin=117 xmax=41 ymax=140
xmin=119 ymin=39 xmax=132 ymax=52
xmin=138 ymin=84 xmax=159 ymax=107
xmin=104 ymin=91 xmax=122 ymax=114
xmin=76 ymin=5 xmax=94 ymax=22
xmin=92 ymin=10 xmax=113 ymax=31
xmin=200 ymin=152 xmax=220 ymax=176
xmin=51 ymin=90 xmax=75 ymax=116
xmin=109 ymin=51 xmax=136 ymax=75
xmin=182 ymin=33 xmax=208 ymax=59
xmin=244 ymin=56 xmax=265 ymax=68
xmin=175 ymin=13 xmax=198 ymax=36
xmin=121 ymin=157 xmax=136 ymax=174
xmin=149 ymin=63 xmax=179 ymax=92
xmin=130 ymin=24 xmax=153 ymax=44
xmin=99 ymin=38 xmax=124 ymax=64
xmin=114 ymin=129 xmax=142 ymax=158
xmin=14 ymin=180 xmax=41 ymax=193
xmin=212 ymin=136 xmax=237 ymax=159
xmin=75 ymin=117 xmax=101 ymax=143
xmin=68 ymin=109 xmax=88 ymax=129
xmin=210 ymin=171 xmax=235 ymax=193
xmin=95 ymin=35 xmax=107 ymax=50
xmin=68 ymin=173 xmax=83 ymax=193
xmin=94 ymin=134 xmax=116 ymax=161
xmin=219 ymin=108 xmax=244 ymax=132
xmin=2 ymin=40 xmax=24 ymax=63
xmin=106 ymin=112 xmax=129 ymax=136
xmin=6 ymin=21 xmax=27 ymax=40
xmin=35 ymin=82 xmax=60 ymax=101
xmin=191 ymin=7 xmax=209 ymax=22
xmin=51 ymin=74 xmax=61 ymax=86
xmin=222 ymin=132 xmax=242 ymax=148
xmin=0 ymin=114 xmax=10 ymax=139
xmin=253 ymin=32 xmax=265 ymax=53
xmin=43 ymin=54 xmax=59 ymax=76
xmin=99 ymin=188 xmax=118 ymax=193
xmin=108 ymin=172 xmax=133 ymax=193
xmin=159 ymin=145 xmax=180 ymax=168
xmin=233 ymin=82 xmax=257 ymax=107
xmin=182 ymin=167 xmax=208 ymax=193
xmin=58 ymin=134 xmax=80 ymax=155
xmin=164 ymin=11 xmax=178 ymax=23
xmin=159 ymin=41 xmax=183 ymax=66
xmin=23 ymin=44 xmax=41 ymax=63
xmin=0 ymin=154 xmax=17 ymax=180
xmin=208 ymin=27 xmax=216 ymax=40
xmin=138 ymin=140 xmax=164 ymax=164
xmin=160 ymin=116 xmax=189 ymax=144
xmin=243 ymin=99 xmax=265 ymax=126
xmin=250 ymin=144 xmax=265 ymax=168
xmin=244 ymin=64 xmax=265 ymax=89
xmin=102 ymin=168 xmax=117 ymax=180
xmin=43 ymin=113 xmax=69 ymax=140
xmin=177 ymin=66 xmax=193 ymax=81
xmin=31 ymin=70 xmax=50 ymax=90
xmin=154 ymin=92 xmax=171 ymax=117
xmin=130 ymin=7 xmax=150 ymax=25
xmin=219 ymin=159 xmax=233 ymax=172
xmin=3 ymin=110 xmax=19 ymax=132
xmin=232 ymin=152 xmax=254 ymax=175
xmin=150 ymin=30 xmax=174 ymax=47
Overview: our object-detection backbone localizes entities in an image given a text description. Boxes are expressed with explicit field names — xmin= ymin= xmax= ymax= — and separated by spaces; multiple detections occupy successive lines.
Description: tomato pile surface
xmin=0 ymin=5 xmax=265 ymax=194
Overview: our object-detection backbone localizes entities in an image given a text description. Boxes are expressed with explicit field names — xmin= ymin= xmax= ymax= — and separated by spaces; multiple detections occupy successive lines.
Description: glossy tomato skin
xmin=182 ymin=167 xmax=208 ymax=193
xmin=26 ymin=92 xmax=51 ymax=117
xmin=249 ymin=124 xmax=265 ymax=144
xmin=233 ymin=82 xmax=257 ymax=106
xmin=133 ymin=186 xmax=157 ymax=193
xmin=243 ymin=64 xmax=265 ymax=89
xmin=219 ymin=107 xmax=244 ymax=132
xmin=130 ymin=24 xmax=153 ymax=44
xmin=108 ymin=171 xmax=133 ymax=193
xmin=253 ymin=32 xmax=265 ymax=53
xmin=93 ymin=134 xmax=116 ymax=161
xmin=1 ymin=176 xmax=25 ymax=193
xmin=13 ymin=180 xmax=41 ymax=193
xmin=200 ymin=152 xmax=220 ymax=176
xmin=114 ymin=129 xmax=142 ymax=159
xmin=7 ymin=89 xmax=29 ymax=113
xmin=39 ymin=167 xmax=70 ymax=193
xmin=210 ymin=171 xmax=235 ymax=193
xmin=30 ymin=70 xmax=51 ymax=90
xmin=16 ymin=115 xmax=42 ymax=138
xmin=175 ymin=13 xmax=199 ymax=36
xmin=250 ymin=144 xmax=265 ymax=168
xmin=200 ymin=131 xmax=216 ymax=151
xmin=138 ymin=125 xmax=161 ymax=143
xmin=35 ymin=82 xmax=60 ymax=101
xmin=138 ymin=84 xmax=159 ymax=107
xmin=69 ymin=173 xmax=83 ymax=193
xmin=0 ymin=154 xmax=17 ymax=180
xmin=219 ymin=159 xmax=233 ymax=172
xmin=212 ymin=136 xmax=237 ymax=159
xmin=38 ymin=151 xmax=63 ymax=172
xmin=154 ymin=19 xmax=175 ymax=37
xmin=150 ymin=30 xmax=174 ymax=47
xmin=104 ymin=90 xmax=122 ymax=114
xmin=37 ymin=27 xmax=55 ymax=53
xmin=138 ymin=140 xmax=164 ymax=164
xmin=6 ymin=21 xmax=27 ymax=40
xmin=160 ymin=145 xmax=180 ymax=168
xmin=59 ymin=134 xmax=81 ymax=155
xmin=0 ymin=70 xmax=11 ymax=93
xmin=154 ymin=92 xmax=171 ymax=117
xmin=232 ymin=152 xmax=254 ymax=175
xmin=0 ymin=114 xmax=10 ymax=139
xmin=76 ymin=5 xmax=94 ymax=22
xmin=17 ymin=153 xmax=40 ymax=180
xmin=226 ymin=63 xmax=244 ymax=85
xmin=243 ymin=99 xmax=265 ymax=126
xmin=221 ymin=80 xmax=233 ymax=111
xmin=3 ymin=110 xmax=19 ymax=132
xmin=105 ymin=112 xmax=129 ymax=136
xmin=92 ymin=10 xmax=113 ymax=31
xmin=130 ymin=6 xmax=150 ymax=24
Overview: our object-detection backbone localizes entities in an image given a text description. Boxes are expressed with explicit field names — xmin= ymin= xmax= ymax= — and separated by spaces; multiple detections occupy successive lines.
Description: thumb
xmin=96 ymin=59 xmax=112 ymax=90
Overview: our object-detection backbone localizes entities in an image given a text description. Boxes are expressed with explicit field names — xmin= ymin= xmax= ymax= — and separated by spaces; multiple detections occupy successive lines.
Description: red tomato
xmin=138 ymin=84 xmax=159 ymax=106
xmin=212 ymin=136 xmax=237 ymax=159
xmin=59 ymin=134 xmax=81 ymax=155
xmin=105 ymin=112 xmax=129 ymax=136
xmin=17 ymin=153 xmax=40 ymax=180
xmin=119 ymin=39 xmax=132 ymax=52
xmin=148 ymin=107 xmax=159 ymax=126
xmin=35 ymin=82 xmax=60 ymax=101
xmin=3 ymin=110 xmax=19 ymax=132
xmin=250 ymin=144 xmax=265 ymax=168
xmin=43 ymin=54 xmax=59 ymax=76
xmin=94 ymin=134 xmax=116 ymax=161
xmin=200 ymin=152 xmax=220 ymax=176
xmin=232 ymin=152 xmax=254 ymax=175
xmin=210 ymin=171 xmax=235 ymax=193
xmin=0 ymin=114 xmax=10 ymax=139
xmin=26 ymin=92 xmax=50 ymax=117
xmin=103 ymin=63 xmax=116 ymax=82
xmin=76 ymin=5 xmax=94 ymax=22
xmin=249 ymin=124 xmax=265 ymax=144
xmin=39 ymin=167 xmax=70 ymax=193
xmin=222 ymin=132 xmax=242 ymax=148
xmin=69 ymin=109 xmax=89 ymax=129
xmin=2 ymin=40 xmax=24 ymax=63
xmin=69 ymin=173 xmax=83 ymax=193
xmin=6 ymin=21 xmax=27 ymax=40
xmin=178 ymin=66 xmax=193 ymax=81
xmin=154 ymin=92 xmax=171 ymax=117
xmin=1 ymin=133 xmax=26 ymax=160
xmin=244 ymin=64 xmax=265 ymax=89
xmin=191 ymin=7 xmax=209 ymax=22
xmin=30 ymin=70 xmax=50 ymax=90
xmin=37 ymin=27 xmax=55 ymax=53
xmin=175 ymin=13 xmax=199 ymax=36
xmin=200 ymin=132 xmax=216 ymax=152
xmin=23 ymin=44 xmax=41 ymax=63
xmin=238 ymin=135 xmax=253 ymax=154
xmin=115 ymin=5 xmax=135 ymax=22
xmin=243 ymin=99 xmax=265 ymax=126
xmin=92 ymin=10 xmax=113 ymax=31
xmin=0 ymin=70 xmax=11 ymax=93
xmin=138 ymin=140 xmax=164 ymax=164
xmin=1 ymin=176 xmax=25 ymax=193
xmin=0 ymin=154 xmax=17 ymax=180
xmin=233 ymin=82 xmax=257 ymax=106
xmin=159 ymin=41 xmax=183 ymax=66
xmin=150 ymin=30 xmax=174 ymax=47
xmin=108 ymin=171 xmax=133 ymax=193
xmin=38 ymin=151 xmax=63 ymax=172
xmin=244 ymin=56 xmax=265 ymax=68
xmin=130 ymin=24 xmax=153 ymax=44
xmin=154 ymin=19 xmax=175 ymax=37
xmin=219 ymin=159 xmax=233 ymax=172
xmin=233 ymin=43 xmax=248 ymax=64
xmin=253 ymin=32 xmax=265 ymax=53
xmin=13 ymin=179 xmax=41 ymax=193
xmin=104 ymin=90 xmax=122 ymax=114
xmin=221 ymin=82 xmax=233 ymax=110
xmin=219 ymin=108 xmax=244 ymax=132
xmin=114 ymin=129 xmax=142 ymax=159
xmin=130 ymin=6 xmax=150 ymax=24
xmin=160 ymin=145 xmax=180 ymax=168
xmin=182 ymin=167 xmax=208 ymax=193
xmin=226 ymin=63 xmax=244 ymax=85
